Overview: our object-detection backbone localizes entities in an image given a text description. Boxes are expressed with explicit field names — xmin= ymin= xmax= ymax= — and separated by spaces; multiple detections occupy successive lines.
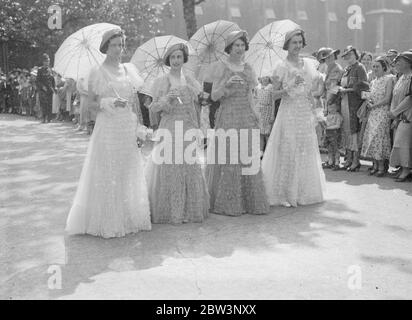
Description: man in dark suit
xmin=36 ymin=54 xmax=55 ymax=123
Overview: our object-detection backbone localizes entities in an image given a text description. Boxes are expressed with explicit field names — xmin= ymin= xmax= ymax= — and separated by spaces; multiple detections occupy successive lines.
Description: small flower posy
xmin=136 ymin=125 xmax=154 ymax=147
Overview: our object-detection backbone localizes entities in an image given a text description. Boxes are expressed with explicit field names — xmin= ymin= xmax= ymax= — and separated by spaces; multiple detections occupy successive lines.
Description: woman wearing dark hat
xmin=145 ymin=42 xmax=210 ymax=224
xmin=361 ymin=57 xmax=394 ymax=177
xmin=66 ymin=28 xmax=152 ymax=238
xmin=338 ymin=45 xmax=369 ymax=172
xmin=206 ymin=30 xmax=269 ymax=216
xmin=35 ymin=53 xmax=55 ymax=123
xmin=318 ymin=48 xmax=344 ymax=97
xmin=262 ymin=28 xmax=326 ymax=208
xmin=388 ymin=51 xmax=412 ymax=182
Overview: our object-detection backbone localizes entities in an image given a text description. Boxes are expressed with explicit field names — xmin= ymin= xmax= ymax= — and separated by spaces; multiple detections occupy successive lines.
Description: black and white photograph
xmin=1 ymin=0 xmax=412 ymax=303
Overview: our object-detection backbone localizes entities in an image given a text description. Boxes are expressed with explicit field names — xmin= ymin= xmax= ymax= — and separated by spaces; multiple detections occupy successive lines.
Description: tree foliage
xmin=182 ymin=0 xmax=206 ymax=38
xmin=0 ymin=0 xmax=171 ymax=68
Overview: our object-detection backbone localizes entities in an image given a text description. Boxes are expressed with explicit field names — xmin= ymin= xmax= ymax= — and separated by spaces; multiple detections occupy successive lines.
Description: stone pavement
xmin=1 ymin=114 xmax=411 ymax=300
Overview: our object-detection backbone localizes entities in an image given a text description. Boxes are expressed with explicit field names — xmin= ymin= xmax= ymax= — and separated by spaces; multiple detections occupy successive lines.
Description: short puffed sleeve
xmin=271 ymin=61 xmax=288 ymax=89
xmin=123 ymin=63 xmax=144 ymax=92
xmin=88 ymin=66 xmax=107 ymax=97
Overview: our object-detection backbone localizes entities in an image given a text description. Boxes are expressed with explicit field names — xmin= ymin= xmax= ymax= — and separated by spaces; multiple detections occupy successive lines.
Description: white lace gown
xmin=65 ymin=63 xmax=152 ymax=238
xmin=262 ymin=58 xmax=326 ymax=207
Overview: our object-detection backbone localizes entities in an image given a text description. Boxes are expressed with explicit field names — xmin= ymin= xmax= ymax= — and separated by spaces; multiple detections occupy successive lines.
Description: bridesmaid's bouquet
xmin=284 ymin=70 xmax=306 ymax=96
xmin=136 ymin=125 xmax=154 ymax=148
xmin=136 ymin=124 xmax=153 ymax=141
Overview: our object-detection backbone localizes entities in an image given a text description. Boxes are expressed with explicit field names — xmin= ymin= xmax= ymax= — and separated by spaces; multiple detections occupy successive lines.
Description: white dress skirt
xmin=262 ymin=58 xmax=326 ymax=207
xmin=65 ymin=64 xmax=151 ymax=238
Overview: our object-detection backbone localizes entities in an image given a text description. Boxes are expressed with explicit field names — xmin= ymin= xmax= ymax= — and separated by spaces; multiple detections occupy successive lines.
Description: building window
xmin=195 ymin=6 xmax=203 ymax=16
xmin=297 ymin=10 xmax=308 ymax=21
xmin=328 ymin=12 xmax=338 ymax=22
xmin=265 ymin=8 xmax=276 ymax=20
xmin=230 ymin=7 xmax=242 ymax=18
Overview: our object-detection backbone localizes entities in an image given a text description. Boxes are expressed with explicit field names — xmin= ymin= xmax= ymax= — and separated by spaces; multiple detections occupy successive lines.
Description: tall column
xmin=353 ymin=0 xmax=361 ymax=48
xmin=324 ymin=0 xmax=330 ymax=47
xmin=260 ymin=0 xmax=265 ymax=27
xmin=282 ymin=0 xmax=288 ymax=18
xmin=377 ymin=0 xmax=385 ymax=52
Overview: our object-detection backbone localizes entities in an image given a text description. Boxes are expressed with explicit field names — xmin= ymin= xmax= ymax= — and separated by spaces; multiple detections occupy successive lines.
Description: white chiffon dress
xmin=65 ymin=63 xmax=152 ymax=238
xmin=261 ymin=58 xmax=326 ymax=207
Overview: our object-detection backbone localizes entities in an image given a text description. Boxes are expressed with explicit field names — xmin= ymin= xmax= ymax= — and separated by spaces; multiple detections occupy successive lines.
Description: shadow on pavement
xmin=324 ymin=165 xmax=412 ymax=197
xmin=0 ymin=115 xmax=367 ymax=299
xmin=361 ymin=255 xmax=412 ymax=276
xmin=49 ymin=197 xmax=364 ymax=299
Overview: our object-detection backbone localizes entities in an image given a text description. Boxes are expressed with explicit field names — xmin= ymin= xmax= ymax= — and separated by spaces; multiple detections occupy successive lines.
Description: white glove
xmin=100 ymin=97 xmax=117 ymax=115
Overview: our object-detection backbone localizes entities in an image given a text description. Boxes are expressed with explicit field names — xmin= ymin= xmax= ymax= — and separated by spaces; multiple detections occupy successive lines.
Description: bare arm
xmin=211 ymin=83 xmax=228 ymax=101
xmin=211 ymin=64 xmax=235 ymax=102
xmin=211 ymin=72 xmax=232 ymax=102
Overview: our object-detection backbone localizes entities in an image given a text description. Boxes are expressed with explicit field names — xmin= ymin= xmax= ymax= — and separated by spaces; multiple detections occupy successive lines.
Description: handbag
xmin=357 ymin=100 xmax=369 ymax=121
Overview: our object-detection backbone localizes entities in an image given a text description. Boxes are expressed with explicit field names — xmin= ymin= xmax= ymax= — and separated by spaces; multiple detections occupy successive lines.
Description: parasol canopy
xmin=130 ymin=35 xmax=198 ymax=82
xmin=245 ymin=19 xmax=300 ymax=78
xmin=54 ymin=23 xmax=121 ymax=82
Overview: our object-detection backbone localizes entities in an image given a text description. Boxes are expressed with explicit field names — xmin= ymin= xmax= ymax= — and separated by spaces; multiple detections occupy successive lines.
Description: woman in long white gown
xmin=65 ymin=28 xmax=152 ymax=238
xmin=262 ymin=28 xmax=326 ymax=208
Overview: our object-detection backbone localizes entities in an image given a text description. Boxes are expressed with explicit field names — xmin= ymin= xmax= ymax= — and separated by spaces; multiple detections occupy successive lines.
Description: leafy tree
xmin=182 ymin=0 xmax=206 ymax=38
xmin=0 ymin=0 xmax=168 ymax=69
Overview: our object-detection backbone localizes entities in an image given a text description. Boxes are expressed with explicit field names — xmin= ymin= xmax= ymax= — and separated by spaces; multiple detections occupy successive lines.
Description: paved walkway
xmin=1 ymin=114 xmax=411 ymax=300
